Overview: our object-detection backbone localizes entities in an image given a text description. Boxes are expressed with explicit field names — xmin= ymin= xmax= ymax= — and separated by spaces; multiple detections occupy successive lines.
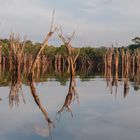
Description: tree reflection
xmin=124 ymin=78 xmax=129 ymax=98
xmin=111 ymin=73 xmax=118 ymax=97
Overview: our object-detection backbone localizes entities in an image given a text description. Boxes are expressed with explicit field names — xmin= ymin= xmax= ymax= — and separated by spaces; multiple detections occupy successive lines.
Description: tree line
xmin=0 ymin=36 xmax=140 ymax=73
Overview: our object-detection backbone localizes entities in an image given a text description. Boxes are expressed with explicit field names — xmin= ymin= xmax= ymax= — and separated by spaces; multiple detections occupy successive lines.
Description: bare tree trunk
xmin=23 ymin=54 xmax=27 ymax=74
xmin=132 ymin=55 xmax=135 ymax=77
xmin=57 ymin=29 xmax=79 ymax=118
xmin=8 ymin=34 xmax=26 ymax=108
xmin=121 ymin=48 xmax=125 ymax=78
xmin=0 ymin=45 xmax=2 ymax=75
xmin=28 ymin=23 xmax=57 ymax=128
xmin=114 ymin=49 xmax=119 ymax=75
xmin=2 ymin=56 xmax=6 ymax=72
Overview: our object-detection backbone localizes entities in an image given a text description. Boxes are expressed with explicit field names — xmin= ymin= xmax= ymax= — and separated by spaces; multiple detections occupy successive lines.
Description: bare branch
xmin=67 ymin=31 xmax=75 ymax=43
xmin=50 ymin=9 xmax=55 ymax=33
xmin=28 ymin=11 xmax=57 ymax=129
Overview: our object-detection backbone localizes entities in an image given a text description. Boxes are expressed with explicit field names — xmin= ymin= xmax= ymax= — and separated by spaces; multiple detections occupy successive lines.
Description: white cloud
xmin=0 ymin=0 xmax=140 ymax=46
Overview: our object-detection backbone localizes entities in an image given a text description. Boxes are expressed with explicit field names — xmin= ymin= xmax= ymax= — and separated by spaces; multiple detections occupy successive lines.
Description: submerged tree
xmin=8 ymin=34 xmax=26 ymax=108
xmin=28 ymin=10 xmax=57 ymax=130
xmin=56 ymin=28 xmax=79 ymax=119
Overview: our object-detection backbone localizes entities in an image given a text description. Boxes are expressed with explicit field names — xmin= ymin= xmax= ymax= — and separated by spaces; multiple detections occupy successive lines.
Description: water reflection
xmin=56 ymin=72 xmax=79 ymax=119
xmin=103 ymin=47 xmax=140 ymax=99
xmin=56 ymin=28 xmax=80 ymax=120
xmin=32 ymin=124 xmax=50 ymax=137
xmin=9 ymin=64 xmax=26 ymax=108
xmin=0 ymin=48 xmax=140 ymax=139
xmin=105 ymin=70 xmax=131 ymax=98
xmin=0 ymin=71 xmax=140 ymax=140
xmin=124 ymin=78 xmax=130 ymax=98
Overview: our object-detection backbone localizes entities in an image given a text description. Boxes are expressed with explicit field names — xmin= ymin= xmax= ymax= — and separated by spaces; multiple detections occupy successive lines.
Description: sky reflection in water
xmin=0 ymin=77 xmax=140 ymax=140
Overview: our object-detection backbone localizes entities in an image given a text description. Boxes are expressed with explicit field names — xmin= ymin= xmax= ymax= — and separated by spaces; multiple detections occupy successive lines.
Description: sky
xmin=0 ymin=0 xmax=140 ymax=47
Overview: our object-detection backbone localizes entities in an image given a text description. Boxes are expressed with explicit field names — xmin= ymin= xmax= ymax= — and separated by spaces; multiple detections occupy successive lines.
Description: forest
xmin=0 ymin=35 xmax=140 ymax=89
xmin=0 ymin=36 xmax=140 ymax=73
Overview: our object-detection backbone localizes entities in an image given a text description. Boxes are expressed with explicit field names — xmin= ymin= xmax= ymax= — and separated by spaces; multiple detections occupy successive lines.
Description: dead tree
xmin=121 ymin=48 xmax=125 ymax=78
xmin=8 ymin=34 xmax=26 ymax=108
xmin=111 ymin=49 xmax=119 ymax=96
xmin=56 ymin=28 xmax=79 ymax=119
xmin=124 ymin=49 xmax=130 ymax=78
xmin=36 ymin=56 xmax=41 ymax=82
xmin=55 ymin=54 xmax=62 ymax=73
xmin=28 ymin=12 xmax=57 ymax=128
xmin=114 ymin=49 xmax=119 ymax=75
xmin=135 ymin=49 xmax=140 ymax=75
xmin=23 ymin=53 xmax=27 ymax=74
xmin=104 ymin=53 xmax=107 ymax=77
xmin=0 ymin=45 xmax=2 ymax=75
xmin=41 ymin=55 xmax=49 ymax=75
xmin=132 ymin=52 xmax=136 ymax=77
xmin=27 ymin=55 xmax=33 ymax=74
xmin=105 ymin=47 xmax=113 ymax=88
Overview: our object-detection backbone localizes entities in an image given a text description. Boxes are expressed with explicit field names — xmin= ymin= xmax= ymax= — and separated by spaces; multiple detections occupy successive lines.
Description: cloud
xmin=0 ymin=0 xmax=140 ymax=46
xmin=31 ymin=124 xmax=50 ymax=137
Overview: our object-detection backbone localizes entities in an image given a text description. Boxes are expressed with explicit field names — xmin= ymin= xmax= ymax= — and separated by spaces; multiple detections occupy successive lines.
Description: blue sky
xmin=0 ymin=0 xmax=140 ymax=47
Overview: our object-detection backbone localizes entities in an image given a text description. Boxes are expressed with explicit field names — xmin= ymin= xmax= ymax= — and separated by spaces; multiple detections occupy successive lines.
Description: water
xmin=0 ymin=75 xmax=140 ymax=140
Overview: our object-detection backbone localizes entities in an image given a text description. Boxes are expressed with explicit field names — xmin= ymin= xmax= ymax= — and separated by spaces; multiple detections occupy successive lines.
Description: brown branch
xmin=50 ymin=9 xmax=55 ymax=33
xmin=29 ymin=27 xmax=57 ymax=74
xmin=73 ymin=48 xmax=80 ymax=63
xmin=28 ymin=11 xmax=57 ymax=129
xmin=57 ymin=28 xmax=79 ymax=119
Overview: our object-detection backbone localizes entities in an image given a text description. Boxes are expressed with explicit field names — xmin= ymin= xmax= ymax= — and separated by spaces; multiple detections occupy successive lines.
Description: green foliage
xmin=56 ymin=45 xmax=68 ymax=57
xmin=43 ymin=45 xmax=57 ymax=58
xmin=1 ymin=36 xmax=140 ymax=62
xmin=0 ymin=39 xmax=10 ymax=56
xmin=132 ymin=37 xmax=140 ymax=44
xmin=128 ymin=37 xmax=140 ymax=52
xmin=79 ymin=46 xmax=107 ymax=59
xmin=55 ymin=72 xmax=69 ymax=85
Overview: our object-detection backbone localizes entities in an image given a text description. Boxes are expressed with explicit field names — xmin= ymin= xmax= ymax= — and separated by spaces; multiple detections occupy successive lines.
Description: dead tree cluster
xmin=0 ymin=10 xmax=81 ymax=133
xmin=103 ymin=47 xmax=140 ymax=97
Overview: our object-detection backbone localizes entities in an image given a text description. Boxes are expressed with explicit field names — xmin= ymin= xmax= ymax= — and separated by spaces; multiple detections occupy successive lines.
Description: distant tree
xmin=0 ymin=39 xmax=10 ymax=56
xmin=132 ymin=37 xmax=140 ymax=44
xmin=43 ymin=45 xmax=57 ymax=58
xmin=128 ymin=37 xmax=140 ymax=51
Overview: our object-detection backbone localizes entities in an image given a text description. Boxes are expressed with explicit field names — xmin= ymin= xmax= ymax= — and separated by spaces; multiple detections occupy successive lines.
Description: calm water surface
xmin=0 ymin=76 xmax=140 ymax=140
